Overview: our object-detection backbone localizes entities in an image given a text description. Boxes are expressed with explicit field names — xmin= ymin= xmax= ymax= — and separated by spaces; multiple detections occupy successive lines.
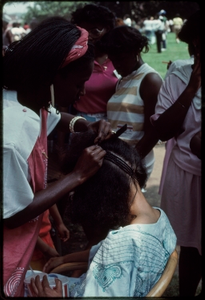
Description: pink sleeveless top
xmin=3 ymin=109 xmax=48 ymax=297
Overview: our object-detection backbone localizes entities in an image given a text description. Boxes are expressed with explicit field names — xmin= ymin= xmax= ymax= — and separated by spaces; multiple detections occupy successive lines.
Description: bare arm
xmin=35 ymin=236 xmax=60 ymax=258
xmin=56 ymin=112 xmax=112 ymax=143
xmin=49 ymin=204 xmax=70 ymax=242
xmin=43 ymin=249 xmax=90 ymax=273
xmin=135 ymin=73 xmax=162 ymax=158
xmin=153 ymin=56 xmax=201 ymax=141
xmin=4 ymin=145 xmax=106 ymax=229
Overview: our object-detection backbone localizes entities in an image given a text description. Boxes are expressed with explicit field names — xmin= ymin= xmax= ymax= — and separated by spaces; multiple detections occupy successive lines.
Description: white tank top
xmin=107 ymin=63 xmax=161 ymax=178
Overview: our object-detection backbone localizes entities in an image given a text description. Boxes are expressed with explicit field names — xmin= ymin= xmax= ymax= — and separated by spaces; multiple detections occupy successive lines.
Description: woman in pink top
xmin=54 ymin=4 xmax=119 ymax=160
xmin=150 ymin=11 xmax=201 ymax=297
xmin=3 ymin=17 xmax=112 ymax=297
xmin=71 ymin=4 xmax=119 ymax=121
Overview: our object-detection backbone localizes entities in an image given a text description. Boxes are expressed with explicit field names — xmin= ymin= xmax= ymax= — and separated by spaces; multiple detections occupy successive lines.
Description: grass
xmin=141 ymin=32 xmax=190 ymax=79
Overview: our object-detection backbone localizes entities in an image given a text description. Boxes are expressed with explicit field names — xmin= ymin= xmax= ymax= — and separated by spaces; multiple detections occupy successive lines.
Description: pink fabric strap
xmin=60 ymin=26 xmax=89 ymax=68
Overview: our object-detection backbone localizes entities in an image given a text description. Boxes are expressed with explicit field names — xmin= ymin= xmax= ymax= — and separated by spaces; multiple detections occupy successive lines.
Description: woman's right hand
xmin=43 ymin=256 xmax=64 ymax=273
xmin=72 ymin=144 xmax=106 ymax=184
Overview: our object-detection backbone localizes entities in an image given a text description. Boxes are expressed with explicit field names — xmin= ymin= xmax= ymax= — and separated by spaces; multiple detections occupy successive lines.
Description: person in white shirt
xmin=3 ymin=16 xmax=112 ymax=297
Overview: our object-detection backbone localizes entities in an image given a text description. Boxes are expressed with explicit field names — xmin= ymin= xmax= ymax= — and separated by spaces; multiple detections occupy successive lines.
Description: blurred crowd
xmin=2 ymin=9 xmax=185 ymax=55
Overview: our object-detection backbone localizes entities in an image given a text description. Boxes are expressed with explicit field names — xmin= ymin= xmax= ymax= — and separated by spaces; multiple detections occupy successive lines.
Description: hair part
xmin=62 ymin=130 xmax=147 ymax=236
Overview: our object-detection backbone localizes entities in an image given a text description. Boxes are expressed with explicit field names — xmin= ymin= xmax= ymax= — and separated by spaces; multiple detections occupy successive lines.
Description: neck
xmin=129 ymin=182 xmax=159 ymax=225
xmin=17 ymin=86 xmax=51 ymax=115
xmin=95 ymin=53 xmax=108 ymax=65
xmin=133 ymin=57 xmax=144 ymax=72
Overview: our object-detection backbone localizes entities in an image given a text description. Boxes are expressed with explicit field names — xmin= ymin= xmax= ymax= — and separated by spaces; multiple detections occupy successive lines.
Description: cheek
xmin=53 ymin=76 xmax=78 ymax=106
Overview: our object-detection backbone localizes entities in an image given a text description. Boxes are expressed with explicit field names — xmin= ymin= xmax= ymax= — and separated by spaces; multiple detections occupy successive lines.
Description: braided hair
xmin=62 ymin=130 xmax=147 ymax=238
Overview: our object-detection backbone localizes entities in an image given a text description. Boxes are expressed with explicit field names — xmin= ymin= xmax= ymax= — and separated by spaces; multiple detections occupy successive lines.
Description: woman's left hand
xmin=87 ymin=119 xmax=113 ymax=143
xmin=30 ymin=275 xmax=63 ymax=297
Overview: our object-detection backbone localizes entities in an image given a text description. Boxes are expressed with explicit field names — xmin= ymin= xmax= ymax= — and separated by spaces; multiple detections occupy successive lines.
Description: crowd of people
xmin=2 ymin=4 xmax=201 ymax=298
xmin=141 ymin=10 xmax=185 ymax=53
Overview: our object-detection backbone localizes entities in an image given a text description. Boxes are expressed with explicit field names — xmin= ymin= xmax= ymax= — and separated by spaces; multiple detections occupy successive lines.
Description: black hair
xmin=62 ymin=130 xmax=147 ymax=240
xmin=99 ymin=25 xmax=149 ymax=55
xmin=71 ymin=3 xmax=116 ymax=30
xmin=178 ymin=10 xmax=200 ymax=44
xmin=3 ymin=16 xmax=88 ymax=92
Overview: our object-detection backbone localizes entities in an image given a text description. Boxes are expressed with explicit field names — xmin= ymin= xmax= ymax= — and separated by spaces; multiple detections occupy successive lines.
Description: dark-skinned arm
xmin=56 ymin=112 xmax=112 ymax=144
xmin=153 ymin=55 xmax=201 ymax=141
xmin=43 ymin=249 xmax=90 ymax=273
xmin=135 ymin=73 xmax=162 ymax=159
xmin=4 ymin=145 xmax=106 ymax=229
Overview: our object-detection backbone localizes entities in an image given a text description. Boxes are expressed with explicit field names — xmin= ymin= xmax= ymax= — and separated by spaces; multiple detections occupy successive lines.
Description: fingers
xmin=95 ymin=122 xmax=112 ymax=143
xmin=87 ymin=145 xmax=106 ymax=160
xmin=42 ymin=275 xmax=50 ymax=289
xmin=61 ymin=230 xmax=70 ymax=242
xmin=55 ymin=278 xmax=62 ymax=292
xmin=88 ymin=119 xmax=112 ymax=143
xmin=30 ymin=275 xmax=47 ymax=296
xmin=43 ymin=259 xmax=53 ymax=273
xmin=30 ymin=277 xmax=39 ymax=296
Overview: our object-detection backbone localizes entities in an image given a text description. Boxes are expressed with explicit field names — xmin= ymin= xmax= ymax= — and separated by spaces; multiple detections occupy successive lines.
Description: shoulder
xmin=4 ymin=104 xmax=40 ymax=160
xmin=171 ymin=63 xmax=193 ymax=84
xmin=140 ymin=67 xmax=163 ymax=100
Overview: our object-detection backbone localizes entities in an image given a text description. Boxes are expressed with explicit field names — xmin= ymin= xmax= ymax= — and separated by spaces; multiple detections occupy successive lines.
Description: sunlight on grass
xmin=141 ymin=32 xmax=190 ymax=79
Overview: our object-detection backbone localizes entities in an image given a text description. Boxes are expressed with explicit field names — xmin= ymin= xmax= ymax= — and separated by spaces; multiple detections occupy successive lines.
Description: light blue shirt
xmin=68 ymin=208 xmax=176 ymax=297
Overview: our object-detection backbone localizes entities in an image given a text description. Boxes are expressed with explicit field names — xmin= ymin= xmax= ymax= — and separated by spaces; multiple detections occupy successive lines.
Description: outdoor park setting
xmin=2 ymin=1 xmax=202 ymax=298
xmin=141 ymin=32 xmax=190 ymax=78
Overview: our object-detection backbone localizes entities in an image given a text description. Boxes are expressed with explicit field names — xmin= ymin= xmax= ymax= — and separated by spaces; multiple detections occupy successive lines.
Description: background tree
xmin=22 ymin=1 xmax=88 ymax=23
xmin=2 ymin=1 xmax=201 ymax=25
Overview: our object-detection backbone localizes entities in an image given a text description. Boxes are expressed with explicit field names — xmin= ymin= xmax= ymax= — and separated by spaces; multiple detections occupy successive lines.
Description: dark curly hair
xmin=62 ymin=130 xmax=147 ymax=241
xmin=99 ymin=25 xmax=149 ymax=55
xmin=71 ymin=3 xmax=116 ymax=30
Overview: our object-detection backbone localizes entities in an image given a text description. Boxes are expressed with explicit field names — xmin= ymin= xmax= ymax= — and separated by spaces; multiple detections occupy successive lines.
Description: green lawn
xmin=141 ymin=32 xmax=190 ymax=79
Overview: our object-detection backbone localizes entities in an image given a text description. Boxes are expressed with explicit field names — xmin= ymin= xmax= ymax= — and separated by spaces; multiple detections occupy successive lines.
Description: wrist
xmin=68 ymin=116 xmax=89 ymax=133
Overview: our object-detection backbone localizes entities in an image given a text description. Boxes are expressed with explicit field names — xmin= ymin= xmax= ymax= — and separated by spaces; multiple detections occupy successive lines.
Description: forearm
xmin=153 ymin=85 xmax=196 ymax=141
xmin=49 ymin=204 xmax=63 ymax=227
xmin=4 ymin=172 xmax=82 ymax=229
xmin=56 ymin=112 xmax=89 ymax=133
xmin=62 ymin=249 xmax=90 ymax=264
xmin=135 ymin=126 xmax=160 ymax=159
xmin=35 ymin=237 xmax=51 ymax=254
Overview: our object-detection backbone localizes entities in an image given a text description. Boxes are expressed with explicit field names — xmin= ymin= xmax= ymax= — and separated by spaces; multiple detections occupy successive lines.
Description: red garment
xmin=74 ymin=59 xmax=118 ymax=114
xmin=31 ymin=209 xmax=55 ymax=262
xmin=3 ymin=109 xmax=48 ymax=297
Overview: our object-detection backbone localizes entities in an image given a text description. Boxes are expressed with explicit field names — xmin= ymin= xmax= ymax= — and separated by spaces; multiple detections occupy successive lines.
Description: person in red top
xmin=30 ymin=205 xmax=70 ymax=271
xmin=71 ymin=3 xmax=119 ymax=121
xmin=54 ymin=4 xmax=119 ymax=159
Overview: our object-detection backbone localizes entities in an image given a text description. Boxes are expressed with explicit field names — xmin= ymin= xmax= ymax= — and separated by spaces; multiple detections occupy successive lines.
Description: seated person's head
xmin=62 ymin=130 xmax=147 ymax=241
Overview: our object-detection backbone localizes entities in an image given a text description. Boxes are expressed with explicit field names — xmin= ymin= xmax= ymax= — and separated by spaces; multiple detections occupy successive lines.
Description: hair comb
xmin=114 ymin=124 xmax=127 ymax=138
